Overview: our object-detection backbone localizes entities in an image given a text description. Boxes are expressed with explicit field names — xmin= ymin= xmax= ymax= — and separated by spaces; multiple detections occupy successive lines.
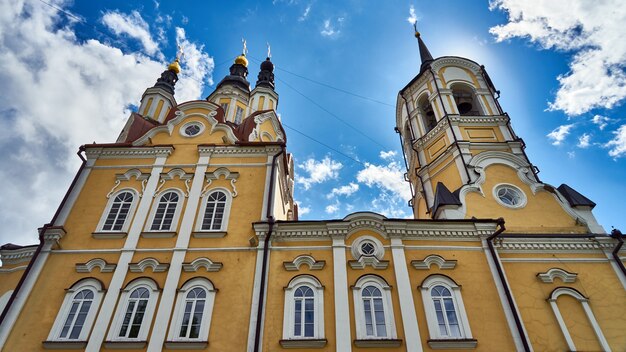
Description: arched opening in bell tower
xmin=451 ymin=84 xmax=483 ymax=116
xmin=418 ymin=95 xmax=437 ymax=134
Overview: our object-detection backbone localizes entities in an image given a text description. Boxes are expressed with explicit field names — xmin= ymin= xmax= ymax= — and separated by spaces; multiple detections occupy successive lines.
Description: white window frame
xmin=195 ymin=188 xmax=232 ymax=232
xmin=492 ymin=183 xmax=527 ymax=209
xmin=167 ymin=278 xmax=217 ymax=343
xmin=96 ymin=188 xmax=139 ymax=233
xmin=179 ymin=121 xmax=205 ymax=138
xmin=107 ymin=278 xmax=160 ymax=342
xmin=47 ymin=279 xmax=104 ymax=342
xmin=420 ymin=275 xmax=473 ymax=340
xmin=144 ymin=188 xmax=184 ymax=232
xmin=352 ymin=275 xmax=397 ymax=340
xmin=282 ymin=275 xmax=325 ymax=340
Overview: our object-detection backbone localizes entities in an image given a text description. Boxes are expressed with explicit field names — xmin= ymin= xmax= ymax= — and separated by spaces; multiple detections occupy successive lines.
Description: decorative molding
xmin=202 ymin=167 xmax=240 ymax=198
xmin=42 ymin=227 xmax=66 ymax=244
xmin=129 ymin=258 xmax=169 ymax=273
xmin=85 ymin=147 xmax=173 ymax=160
xmin=448 ymin=115 xmax=509 ymax=126
xmin=182 ymin=257 xmax=223 ymax=272
xmin=353 ymin=339 xmax=403 ymax=348
xmin=414 ymin=117 xmax=450 ymax=149
xmin=411 ymin=254 xmax=457 ymax=270
xmin=107 ymin=169 xmax=150 ymax=198
xmin=197 ymin=145 xmax=282 ymax=156
xmin=76 ymin=258 xmax=116 ymax=273
xmin=283 ymin=255 xmax=326 ymax=271
xmin=250 ymin=111 xmax=285 ymax=142
xmin=497 ymin=237 xmax=611 ymax=253
xmin=427 ymin=339 xmax=478 ymax=349
xmin=155 ymin=168 xmax=194 ymax=196
xmin=279 ymin=339 xmax=327 ymax=348
xmin=537 ymin=268 xmax=577 ymax=283
xmin=0 ymin=246 xmax=37 ymax=265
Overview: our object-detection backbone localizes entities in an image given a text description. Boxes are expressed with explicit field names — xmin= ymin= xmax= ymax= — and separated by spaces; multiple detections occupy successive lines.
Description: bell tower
xmin=396 ymin=29 xmax=604 ymax=234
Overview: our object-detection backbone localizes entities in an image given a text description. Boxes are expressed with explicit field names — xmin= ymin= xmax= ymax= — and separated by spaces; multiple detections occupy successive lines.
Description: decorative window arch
xmin=47 ymin=279 xmax=104 ymax=342
xmin=282 ymin=275 xmax=325 ymax=343
xmin=145 ymin=189 xmax=184 ymax=232
xmin=450 ymin=83 xmax=484 ymax=116
xmin=196 ymin=188 xmax=232 ymax=232
xmin=97 ymin=189 xmax=138 ymax=233
xmin=548 ymin=287 xmax=610 ymax=352
xmin=420 ymin=275 xmax=474 ymax=346
xmin=107 ymin=278 xmax=160 ymax=342
xmin=352 ymin=275 xmax=397 ymax=340
xmin=167 ymin=278 xmax=217 ymax=344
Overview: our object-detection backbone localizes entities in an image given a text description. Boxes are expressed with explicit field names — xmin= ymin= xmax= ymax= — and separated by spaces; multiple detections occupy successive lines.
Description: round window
xmin=360 ymin=242 xmax=376 ymax=256
xmin=180 ymin=122 xmax=204 ymax=137
xmin=493 ymin=184 xmax=526 ymax=208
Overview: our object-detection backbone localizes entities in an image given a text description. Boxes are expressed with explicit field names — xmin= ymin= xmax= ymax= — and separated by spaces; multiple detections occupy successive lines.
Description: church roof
xmin=431 ymin=182 xmax=462 ymax=216
xmin=557 ymin=184 xmax=596 ymax=208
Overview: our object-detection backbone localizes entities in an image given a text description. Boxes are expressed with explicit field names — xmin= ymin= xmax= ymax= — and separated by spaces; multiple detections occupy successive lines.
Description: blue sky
xmin=1 ymin=0 xmax=625 ymax=245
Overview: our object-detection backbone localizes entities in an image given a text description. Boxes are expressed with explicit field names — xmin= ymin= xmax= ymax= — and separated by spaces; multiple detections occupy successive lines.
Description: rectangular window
xmin=235 ymin=106 xmax=244 ymax=124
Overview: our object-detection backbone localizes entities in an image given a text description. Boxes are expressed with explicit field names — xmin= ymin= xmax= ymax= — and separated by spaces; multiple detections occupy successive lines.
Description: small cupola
xmin=137 ymin=57 xmax=180 ymax=123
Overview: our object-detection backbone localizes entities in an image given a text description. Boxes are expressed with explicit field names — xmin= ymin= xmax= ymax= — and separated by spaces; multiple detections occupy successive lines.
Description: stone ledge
xmin=353 ymin=339 xmax=403 ymax=348
xmin=428 ymin=338 xmax=478 ymax=349
xmin=141 ymin=231 xmax=177 ymax=238
xmin=92 ymin=231 xmax=127 ymax=239
xmin=42 ymin=341 xmax=87 ymax=349
xmin=279 ymin=339 xmax=327 ymax=348
xmin=163 ymin=341 xmax=209 ymax=349
xmin=103 ymin=341 xmax=147 ymax=349
xmin=192 ymin=231 xmax=227 ymax=238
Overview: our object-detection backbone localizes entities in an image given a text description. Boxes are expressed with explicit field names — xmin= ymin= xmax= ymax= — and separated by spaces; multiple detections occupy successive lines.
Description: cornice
xmin=496 ymin=236 xmax=614 ymax=253
xmin=198 ymin=144 xmax=282 ymax=156
xmin=414 ymin=117 xmax=450 ymax=149
xmin=448 ymin=115 xmax=510 ymax=126
xmin=85 ymin=146 xmax=173 ymax=159
xmin=0 ymin=246 xmax=37 ymax=265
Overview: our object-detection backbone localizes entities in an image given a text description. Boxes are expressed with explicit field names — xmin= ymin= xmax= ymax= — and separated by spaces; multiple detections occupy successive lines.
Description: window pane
xmin=304 ymin=322 xmax=314 ymax=337
xmin=179 ymin=301 xmax=193 ymax=337
xmin=60 ymin=302 xmax=80 ymax=338
xmin=119 ymin=301 xmax=135 ymax=337
xmin=294 ymin=300 xmax=302 ymax=336
xmin=363 ymin=299 xmax=373 ymax=336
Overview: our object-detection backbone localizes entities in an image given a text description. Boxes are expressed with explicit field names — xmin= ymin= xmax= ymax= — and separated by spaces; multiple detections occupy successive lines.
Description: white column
xmin=332 ymin=235 xmax=352 ymax=352
xmin=0 ymin=158 xmax=94 ymax=350
xmin=147 ymin=154 xmax=211 ymax=351
xmin=246 ymin=238 xmax=268 ymax=352
xmin=390 ymin=237 xmax=423 ymax=352
xmin=548 ymin=300 xmax=576 ymax=351
xmin=482 ymin=239 xmax=532 ymax=352
xmin=86 ymin=154 xmax=167 ymax=351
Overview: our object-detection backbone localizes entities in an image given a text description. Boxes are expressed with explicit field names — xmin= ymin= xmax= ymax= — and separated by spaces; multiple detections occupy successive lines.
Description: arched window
xmin=108 ymin=279 xmax=159 ymax=342
xmin=352 ymin=275 xmax=397 ymax=341
xmin=282 ymin=276 xmax=325 ymax=346
xmin=97 ymin=189 xmax=137 ymax=233
xmin=147 ymin=190 xmax=183 ymax=232
xmin=46 ymin=279 xmax=103 ymax=342
xmin=420 ymin=275 xmax=474 ymax=345
xmin=451 ymin=84 xmax=483 ymax=116
xmin=418 ymin=96 xmax=437 ymax=134
xmin=196 ymin=190 xmax=231 ymax=232
xmin=168 ymin=278 xmax=216 ymax=344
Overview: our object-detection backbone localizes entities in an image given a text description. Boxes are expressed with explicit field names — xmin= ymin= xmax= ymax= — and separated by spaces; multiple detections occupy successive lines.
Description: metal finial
xmin=242 ymin=38 xmax=248 ymax=56
xmin=176 ymin=44 xmax=185 ymax=61
xmin=267 ymin=42 xmax=271 ymax=59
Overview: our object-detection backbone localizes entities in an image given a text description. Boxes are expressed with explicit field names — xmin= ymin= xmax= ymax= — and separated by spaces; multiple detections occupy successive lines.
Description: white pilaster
xmin=86 ymin=154 xmax=167 ymax=351
xmin=390 ymin=237 xmax=423 ymax=352
xmin=147 ymin=153 xmax=211 ymax=351
xmin=332 ymin=235 xmax=352 ymax=351
xmin=246 ymin=239 xmax=269 ymax=352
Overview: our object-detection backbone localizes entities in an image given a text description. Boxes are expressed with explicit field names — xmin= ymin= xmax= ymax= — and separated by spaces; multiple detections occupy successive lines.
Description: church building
xmin=0 ymin=29 xmax=625 ymax=352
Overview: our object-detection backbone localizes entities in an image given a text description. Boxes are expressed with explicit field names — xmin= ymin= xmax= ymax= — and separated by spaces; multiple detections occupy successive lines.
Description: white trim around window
xmin=194 ymin=188 xmax=232 ymax=234
xmin=352 ymin=275 xmax=397 ymax=341
xmin=106 ymin=278 xmax=160 ymax=343
xmin=47 ymin=278 xmax=104 ymax=342
xmin=95 ymin=188 xmax=139 ymax=234
xmin=144 ymin=188 xmax=184 ymax=233
xmin=420 ymin=275 xmax=475 ymax=348
xmin=282 ymin=275 xmax=325 ymax=343
xmin=166 ymin=278 xmax=217 ymax=344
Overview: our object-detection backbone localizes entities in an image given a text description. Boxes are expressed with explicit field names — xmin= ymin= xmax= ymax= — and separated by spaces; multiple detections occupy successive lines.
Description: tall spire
xmin=414 ymin=23 xmax=433 ymax=72
xmin=256 ymin=43 xmax=275 ymax=89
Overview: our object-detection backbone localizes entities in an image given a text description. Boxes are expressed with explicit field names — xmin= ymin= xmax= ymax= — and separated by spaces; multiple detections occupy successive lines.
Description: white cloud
xmin=327 ymin=182 xmax=359 ymax=199
xmin=298 ymin=4 xmax=311 ymax=21
xmin=356 ymin=161 xmax=411 ymax=200
xmin=592 ymin=115 xmax=611 ymax=130
xmin=175 ymin=27 xmax=215 ymax=101
xmin=296 ymin=156 xmax=343 ymax=189
xmin=547 ymin=124 xmax=574 ymax=145
xmin=298 ymin=205 xmax=311 ymax=216
xmin=325 ymin=202 xmax=340 ymax=214
xmin=102 ymin=10 xmax=162 ymax=59
xmin=606 ymin=124 xmax=626 ymax=158
xmin=407 ymin=4 xmax=418 ymax=25
xmin=379 ymin=150 xmax=397 ymax=160
xmin=577 ymin=133 xmax=591 ymax=148
xmin=320 ymin=18 xmax=340 ymax=37
xmin=0 ymin=0 xmax=211 ymax=245
xmin=489 ymin=0 xmax=626 ymax=116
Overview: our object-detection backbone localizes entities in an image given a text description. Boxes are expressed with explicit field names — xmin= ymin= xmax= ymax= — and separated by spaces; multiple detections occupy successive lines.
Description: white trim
xmin=107 ymin=278 xmax=160 ymax=342
xmin=128 ymin=257 xmax=169 ymax=273
xmin=537 ymin=268 xmax=577 ymax=283
xmin=332 ymin=236 xmax=352 ymax=351
xmin=179 ymin=121 xmax=206 ymax=138
xmin=352 ymin=275 xmax=397 ymax=340
xmin=144 ymin=188 xmax=185 ymax=232
xmin=411 ymin=254 xmax=457 ymax=270
xmin=246 ymin=240 xmax=267 ymax=352
xmin=0 ymin=291 xmax=13 ymax=318
xmin=492 ymin=183 xmax=527 ymax=209
xmin=420 ymin=275 xmax=472 ymax=340
xmin=195 ymin=188 xmax=232 ymax=232
xmin=182 ymin=257 xmax=223 ymax=272
xmin=549 ymin=287 xmax=611 ymax=352
xmin=75 ymin=258 xmax=116 ymax=273
xmin=47 ymin=279 xmax=104 ymax=342
xmin=390 ymin=238 xmax=423 ymax=352
xmin=203 ymin=168 xmax=240 ymax=198
xmin=95 ymin=188 xmax=140 ymax=233
xmin=283 ymin=255 xmax=325 ymax=271
xmin=167 ymin=278 xmax=216 ymax=343
xmin=282 ymin=275 xmax=325 ymax=340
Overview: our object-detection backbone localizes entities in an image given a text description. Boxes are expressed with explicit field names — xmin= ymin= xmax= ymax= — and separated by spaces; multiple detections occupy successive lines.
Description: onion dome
xmin=235 ymin=54 xmax=249 ymax=67
xmin=256 ymin=57 xmax=275 ymax=89
xmin=153 ymin=58 xmax=180 ymax=95
xmin=168 ymin=58 xmax=181 ymax=74
xmin=215 ymin=54 xmax=250 ymax=92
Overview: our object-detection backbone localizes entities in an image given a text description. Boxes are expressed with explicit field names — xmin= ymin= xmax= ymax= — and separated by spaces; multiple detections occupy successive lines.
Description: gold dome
xmin=235 ymin=54 xmax=249 ymax=67
xmin=168 ymin=58 xmax=181 ymax=74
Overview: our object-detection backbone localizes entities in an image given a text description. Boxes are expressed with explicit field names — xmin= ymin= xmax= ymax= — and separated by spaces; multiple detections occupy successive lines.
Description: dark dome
xmin=261 ymin=57 xmax=274 ymax=71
